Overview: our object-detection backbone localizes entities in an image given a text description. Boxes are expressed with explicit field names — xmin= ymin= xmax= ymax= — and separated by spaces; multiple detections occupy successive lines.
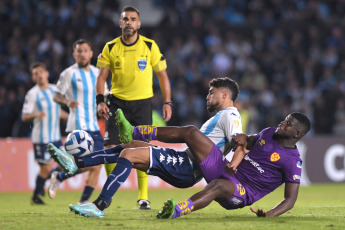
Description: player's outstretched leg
xmin=47 ymin=143 xmax=78 ymax=176
xmin=69 ymin=203 xmax=104 ymax=218
xmin=115 ymin=109 xmax=134 ymax=143
xmin=156 ymin=199 xmax=176 ymax=219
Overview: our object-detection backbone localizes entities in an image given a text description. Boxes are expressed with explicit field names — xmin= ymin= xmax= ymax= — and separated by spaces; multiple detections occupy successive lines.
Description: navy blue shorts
xmin=86 ymin=131 xmax=104 ymax=151
xmin=34 ymin=141 xmax=63 ymax=164
xmin=147 ymin=146 xmax=198 ymax=188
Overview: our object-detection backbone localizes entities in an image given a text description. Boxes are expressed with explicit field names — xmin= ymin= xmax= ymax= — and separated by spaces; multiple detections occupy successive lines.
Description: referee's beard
xmin=123 ymin=28 xmax=138 ymax=37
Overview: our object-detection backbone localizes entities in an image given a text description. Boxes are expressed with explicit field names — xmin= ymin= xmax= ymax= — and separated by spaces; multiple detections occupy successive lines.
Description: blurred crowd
xmin=1 ymin=0 xmax=345 ymax=138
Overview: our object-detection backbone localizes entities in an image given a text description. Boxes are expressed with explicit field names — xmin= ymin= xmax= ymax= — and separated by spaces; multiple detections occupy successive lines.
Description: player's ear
xmin=222 ymin=89 xmax=228 ymax=99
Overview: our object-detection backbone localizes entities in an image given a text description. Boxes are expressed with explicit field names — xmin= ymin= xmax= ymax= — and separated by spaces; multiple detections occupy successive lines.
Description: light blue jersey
xmin=22 ymin=84 xmax=62 ymax=144
xmin=56 ymin=63 xmax=102 ymax=132
xmin=199 ymin=107 xmax=243 ymax=161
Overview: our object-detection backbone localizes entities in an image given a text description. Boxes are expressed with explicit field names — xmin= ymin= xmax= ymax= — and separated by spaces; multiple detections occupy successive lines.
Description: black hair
xmin=73 ymin=39 xmax=92 ymax=50
xmin=30 ymin=62 xmax=46 ymax=73
xmin=122 ymin=6 xmax=140 ymax=17
xmin=209 ymin=77 xmax=240 ymax=102
xmin=290 ymin=112 xmax=311 ymax=135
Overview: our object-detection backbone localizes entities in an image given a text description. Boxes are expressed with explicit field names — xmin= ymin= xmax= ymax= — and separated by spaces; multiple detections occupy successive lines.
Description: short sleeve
xmin=22 ymin=91 xmax=36 ymax=114
xmin=284 ymin=158 xmax=302 ymax=183
xmin=219 ymin=111 xmax=243 ymax=142
xmin=96 ymin=44 xmax=111 ymax=69
xmin=151 ymin=41 xmax=167 ymax=72
xmin=55 ymin=69 xmax=70 ymax=95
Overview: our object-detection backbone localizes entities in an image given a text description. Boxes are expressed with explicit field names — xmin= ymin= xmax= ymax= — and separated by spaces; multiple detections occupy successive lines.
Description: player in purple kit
xmin=154 ymin=112 xmax=310 ymax=218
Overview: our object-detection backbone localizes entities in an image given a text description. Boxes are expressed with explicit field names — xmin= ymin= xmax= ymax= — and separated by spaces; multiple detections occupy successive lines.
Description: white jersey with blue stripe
xmin=56 ymin=63 xmax=100 ymax=132
xmin=199 ymin=107 xmax=243 ymax=161
xmin=22 ymin=84 xmax=62 ymax=144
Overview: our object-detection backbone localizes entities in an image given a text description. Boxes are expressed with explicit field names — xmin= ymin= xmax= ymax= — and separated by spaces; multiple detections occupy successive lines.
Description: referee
xmin=95 ymin=6 xmax=172 ymax=210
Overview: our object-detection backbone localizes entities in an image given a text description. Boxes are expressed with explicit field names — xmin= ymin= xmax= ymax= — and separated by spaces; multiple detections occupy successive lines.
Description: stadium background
xmin=0 ymin=0 xmax=345 ymax=192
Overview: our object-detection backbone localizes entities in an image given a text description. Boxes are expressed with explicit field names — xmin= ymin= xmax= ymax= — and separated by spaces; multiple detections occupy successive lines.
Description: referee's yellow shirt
xmin=97 ymin=35 xmax=167 ymax=101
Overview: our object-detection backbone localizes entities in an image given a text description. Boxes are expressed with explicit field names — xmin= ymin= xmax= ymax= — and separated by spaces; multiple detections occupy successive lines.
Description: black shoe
xmin=31 ymin=196 xmax=45 ymax=205
xmin=138 ymin=200 xmax=151 ymax=210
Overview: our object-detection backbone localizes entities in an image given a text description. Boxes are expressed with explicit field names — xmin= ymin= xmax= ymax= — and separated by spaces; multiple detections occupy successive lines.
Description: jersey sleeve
xmin=55 ymin=69 xmax=71 ymax=95
xmin=96 ymin=44 xmax=111 ymax=69
xmin=151 ymin=41 xmax=167 ymax=72
xmin=283 ymin=158 xmax=302 ymax=183
xmin=219 ymin=111 xmax=243 ymax=141
xmin=22 ymin=90 xmax=36 ymax=114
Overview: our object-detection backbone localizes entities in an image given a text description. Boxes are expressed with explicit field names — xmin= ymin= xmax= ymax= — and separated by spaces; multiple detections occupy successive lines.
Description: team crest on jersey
xmin=270 ymin=152 xmax=280 ymax=162
xmin=98 ymin=54 xmax=103 ymax=59
xmin=233 ymin=120 xmax=239 ymax=128
xmin=138 ymin=59 xmax=147 ymax=71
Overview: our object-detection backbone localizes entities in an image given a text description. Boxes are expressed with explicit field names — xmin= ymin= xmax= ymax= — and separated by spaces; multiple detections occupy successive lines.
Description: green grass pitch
xmin=1 ymin=184 xmax=344 ymax=230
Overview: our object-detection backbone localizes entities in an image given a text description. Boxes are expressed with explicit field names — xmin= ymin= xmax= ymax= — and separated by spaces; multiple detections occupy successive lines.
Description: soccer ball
xmin=64 ymin=130 xmax=94 ymax=157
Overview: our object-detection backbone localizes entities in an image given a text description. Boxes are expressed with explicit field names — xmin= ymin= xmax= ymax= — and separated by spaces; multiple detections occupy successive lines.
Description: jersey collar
xmin=120 ymin=35 xmax=140 ymax=47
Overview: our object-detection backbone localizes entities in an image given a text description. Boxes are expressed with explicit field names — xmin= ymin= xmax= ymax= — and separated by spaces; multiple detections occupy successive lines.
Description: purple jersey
xmin=234 ymin=127 xmax=302 ymax=204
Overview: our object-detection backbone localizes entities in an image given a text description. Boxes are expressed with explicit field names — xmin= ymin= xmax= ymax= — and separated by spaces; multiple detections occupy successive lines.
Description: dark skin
xmin=155 ymin=114 xmax=305 ymax=217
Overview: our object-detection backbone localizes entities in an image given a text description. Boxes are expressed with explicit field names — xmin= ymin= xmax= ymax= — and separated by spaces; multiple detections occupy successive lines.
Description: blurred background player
xmin=48 ymin=39 xmax=107 ymax=205
xmin=95 ymin=6 xmax=172 ymax=209
xmin=22 ymin=62 xmax=68 ymax=204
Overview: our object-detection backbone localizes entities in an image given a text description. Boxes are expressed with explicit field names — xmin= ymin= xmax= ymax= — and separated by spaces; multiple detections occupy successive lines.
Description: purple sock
xmin=172 ymin=199 xmax=195 ymax=218
xmin=133 ymin=126 xmax=157 ymax=141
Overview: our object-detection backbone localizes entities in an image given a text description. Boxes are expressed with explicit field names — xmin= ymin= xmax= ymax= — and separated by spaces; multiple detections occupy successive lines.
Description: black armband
xmin=96 ymin=94 xmax=105 ymax=105
xmin=164 ymin=102 xmax=173 ymax=107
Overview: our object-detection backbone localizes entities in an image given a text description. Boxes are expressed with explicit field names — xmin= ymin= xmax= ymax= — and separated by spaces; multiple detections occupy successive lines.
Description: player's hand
xmin=97 ymin=102 xmax=110 ymax=120
xmin=250 ymin=207 xmax=266 ymax=217
xmin=232 ymin=134 xmax=248 ymax=147
xmin=67 ymin=100 xmax=79 ymax=108
xmin=225 ymin=162 xmax=237 ymax=175
xmin=36 ymin=112 xmax=46 ymax=119
xmin=162 ymin=104 xmax=172 ymax=122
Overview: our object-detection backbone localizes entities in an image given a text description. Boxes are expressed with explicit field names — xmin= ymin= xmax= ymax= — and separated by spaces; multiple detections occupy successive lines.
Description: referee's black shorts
xmin=104 ymin=94 xmax=152 ymax=146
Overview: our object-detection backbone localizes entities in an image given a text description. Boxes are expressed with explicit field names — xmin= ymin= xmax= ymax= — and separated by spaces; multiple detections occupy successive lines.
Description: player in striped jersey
xmin=22 ymin=62 xmax=68 ymax=205
xmin=48 ymin=39 xmax=107 ymax=204
xmin=47 ymin=77 xmax=244 ymax=217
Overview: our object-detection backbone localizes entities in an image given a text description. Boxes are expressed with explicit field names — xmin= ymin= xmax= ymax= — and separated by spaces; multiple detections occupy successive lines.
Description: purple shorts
xmin=199 ymin=144 xmax=250 ymax=209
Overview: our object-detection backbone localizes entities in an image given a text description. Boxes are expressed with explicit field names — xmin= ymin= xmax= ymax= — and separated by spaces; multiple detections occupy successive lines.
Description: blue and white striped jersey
xmin=56 ymin=63 xmax=102 ymax=132
xmin=199 ymin=107 xmax=243 ymax=161
xmin=22 ymin=84 xmax=62 ymax=144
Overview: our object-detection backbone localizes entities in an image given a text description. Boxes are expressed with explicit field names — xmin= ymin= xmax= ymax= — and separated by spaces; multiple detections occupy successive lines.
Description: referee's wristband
xmin=164 ymin=102 xmax=173 ymax=107
xmin=96 ymin=94 xmax=105 ymax=105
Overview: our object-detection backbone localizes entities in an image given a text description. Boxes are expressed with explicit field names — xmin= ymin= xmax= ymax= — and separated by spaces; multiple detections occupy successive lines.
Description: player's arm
xmin=232 ymin=134 xmax=257 ymax=150
xmin=156 ymin=70 xmax=172 ymax=122
xmin=225 ymin=145 xmax=246 ymax=175
xmin=21 ymin=92 xmax=44 ymax=122
xmin=96 ymin=67 xmax=110 ymax=120
xmin=22 ymin=112 xmax=45 ymax=122
xmin=251 ymin=182 xmax=299 ymax=217
xmin=53 ymin=92 xmax=78 ymax=109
